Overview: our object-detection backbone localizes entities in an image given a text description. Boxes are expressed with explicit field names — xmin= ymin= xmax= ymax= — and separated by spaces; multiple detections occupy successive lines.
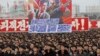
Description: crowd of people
xmin=0 ymin=29 xmax=100 ymax=56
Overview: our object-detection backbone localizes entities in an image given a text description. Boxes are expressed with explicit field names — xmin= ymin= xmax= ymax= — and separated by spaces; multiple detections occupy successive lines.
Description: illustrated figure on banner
xmin=39 ymin=3 xmax=50 ymax=19
xmin=25 ymin=0 xmax=39 ymax=23
xmin=50 ymin=0 xmax=71 ymax=18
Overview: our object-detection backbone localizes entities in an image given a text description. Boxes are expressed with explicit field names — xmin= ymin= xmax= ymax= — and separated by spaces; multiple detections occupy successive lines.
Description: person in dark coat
xmin=76 ymin=45 xmax=85 ymax=56
xmin=0 ymin=48 xmax=4 ymax=56
xmin=97 ymin=48 xmax=100 ymax=56
xmin=70 ymin=45 xmax=77 ymax=56
xmin=43 ymin=44 xmax=56 ymax=56
xmin=24 ymin=48 xmax=30 ymax=56
xmin=89 ymin=51 xmax=96 ymax=56
xmin=57 ymin=44 xmax=70 ymax=56
xmin=15 ymin=47 xmax=25 ymax=56
xmin=4 ymin=51 xmax=14 ymax=56
xmin=15 ymin=52 xmax=25 ymax=56
xmin=29 ymin=46 xmax=42 ymax=56
xmin=3 ymin=47 xmax=14 ymax=56
xmin=83 ymin=45 xmax=90 ymax=56
xmin=92 ymin=45 xmax=97 ymax=56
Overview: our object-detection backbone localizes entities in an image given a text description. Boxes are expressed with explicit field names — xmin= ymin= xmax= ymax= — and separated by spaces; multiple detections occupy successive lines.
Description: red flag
xmin=62 ymin=17 xmax=73 ymax=24
xmin=28 ymin=0 xmax=39 ymax=9
xmin=60 ymin=0 xmax=67 ymax=4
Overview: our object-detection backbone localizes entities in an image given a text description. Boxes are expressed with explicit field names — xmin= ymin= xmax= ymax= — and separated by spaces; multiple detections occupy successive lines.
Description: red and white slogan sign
xmin=72 ymin=18 xmax=89 ymax=31
xmin=62 ymin=17 xmax=89 ymax=31
xmin=0 ymin=19 xmax=28 ymax=32
xmin=97 ymin=21 xmax=100 ymax=28
xmin=89 ymin=20 xmax=100 ymax=29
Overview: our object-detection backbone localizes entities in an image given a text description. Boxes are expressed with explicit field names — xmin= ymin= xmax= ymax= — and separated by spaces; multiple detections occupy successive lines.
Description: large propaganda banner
xmin=29 ymin=0 xmax=72 ymax=33
xmin=0 ymin=0 xmax=72 ymax=33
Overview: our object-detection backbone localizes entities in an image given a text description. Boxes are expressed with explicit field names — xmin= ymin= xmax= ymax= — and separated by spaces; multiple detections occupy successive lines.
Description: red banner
xmin=61 ymin=0 xmax=72 ymax=22
xmin=0 ymin=19 xmax=28 ymax=32
xmin=62 ymin=17 xmax=89 ymax=31
xmin=97 ymin=21 xmax=100 ymax=28
xmin=72 ymin=18 xmax=89 ymax=31
xmin=89 ymin=20 xmax=100 ymax=29
xmin=89 ymin=20 xmax=97 ymax=29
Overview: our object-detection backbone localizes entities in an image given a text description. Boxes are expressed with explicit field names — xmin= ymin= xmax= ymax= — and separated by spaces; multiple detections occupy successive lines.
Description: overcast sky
xmin=72 ymin=0 xmax=100 ymax=6
xmin=0 ymin=0 xmax=14 ymax=7
xmin=0 ymin=0 xmax=100 ymax=12
xmin=72 ymin=0 xmax=100 ymax=12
